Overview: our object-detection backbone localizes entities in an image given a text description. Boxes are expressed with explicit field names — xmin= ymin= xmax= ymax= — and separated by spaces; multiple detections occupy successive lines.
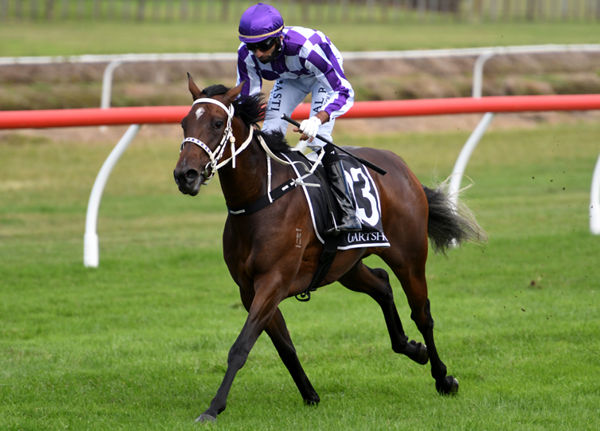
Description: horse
xmin=173 ymin=75 xmax=484 ymax=422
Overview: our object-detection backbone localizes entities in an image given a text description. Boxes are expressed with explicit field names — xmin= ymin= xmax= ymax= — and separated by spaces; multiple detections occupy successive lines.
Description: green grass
xmin=0 ymin=20 xmax=599 ymax=56
xmin=1 ymin=120 xmax=599 ymax=429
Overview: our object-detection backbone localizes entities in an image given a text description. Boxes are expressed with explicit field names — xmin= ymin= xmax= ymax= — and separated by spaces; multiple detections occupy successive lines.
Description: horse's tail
xmin=423 ymin=183 xmax=486 ymax=254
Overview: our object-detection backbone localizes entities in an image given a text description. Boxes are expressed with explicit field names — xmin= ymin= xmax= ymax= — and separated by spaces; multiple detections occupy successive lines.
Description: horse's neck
xmin=217 ymin=124 xmax=272 ymax=210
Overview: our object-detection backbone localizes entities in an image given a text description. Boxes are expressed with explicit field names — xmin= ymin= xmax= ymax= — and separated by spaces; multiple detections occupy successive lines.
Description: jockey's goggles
xmin=246 ymin=37 xmax=277 ymax=52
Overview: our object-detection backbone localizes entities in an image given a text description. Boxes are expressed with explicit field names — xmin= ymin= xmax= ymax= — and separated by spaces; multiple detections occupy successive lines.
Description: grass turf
xmin=1 ymin=119 xmax=599 ymax=429
xmin=1 ymin=20 xmax=600 ymax=56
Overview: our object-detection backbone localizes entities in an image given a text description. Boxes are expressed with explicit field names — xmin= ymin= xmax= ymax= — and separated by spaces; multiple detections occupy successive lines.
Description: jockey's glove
xmin=299 ymin=116 xmax=322 ymax=141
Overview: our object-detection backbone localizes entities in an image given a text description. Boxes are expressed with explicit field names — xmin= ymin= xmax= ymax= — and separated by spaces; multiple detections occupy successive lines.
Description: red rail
xmin=2 ymin=94 xmax=600 ymax=129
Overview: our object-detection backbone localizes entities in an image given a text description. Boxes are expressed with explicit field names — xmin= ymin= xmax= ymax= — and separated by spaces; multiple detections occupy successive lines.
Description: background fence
xmin=1 ymin=0 xmax=600 ymax=23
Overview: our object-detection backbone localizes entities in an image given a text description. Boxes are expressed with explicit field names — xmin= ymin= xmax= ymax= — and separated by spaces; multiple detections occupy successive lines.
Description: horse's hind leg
xmin=265 ymin=308 xmax=320 ymax=405
xmin=338 ymin=262 xmax=428 ymax=365
xmin=386 ymin=259 xmax=459 ymax=395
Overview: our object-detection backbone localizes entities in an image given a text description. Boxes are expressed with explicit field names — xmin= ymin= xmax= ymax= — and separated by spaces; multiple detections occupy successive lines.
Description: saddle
xmin=280 ymin=150 xmax=390 ymax=250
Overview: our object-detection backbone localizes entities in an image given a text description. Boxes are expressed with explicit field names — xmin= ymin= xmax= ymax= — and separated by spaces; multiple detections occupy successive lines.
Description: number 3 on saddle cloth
xmin=280 ymin=151 xmax=390 ymax=250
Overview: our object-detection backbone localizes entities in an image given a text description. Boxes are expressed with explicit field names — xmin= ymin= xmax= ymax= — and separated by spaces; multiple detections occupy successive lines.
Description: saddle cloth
xmin=280 ymin=150 xmax=390 ymax=250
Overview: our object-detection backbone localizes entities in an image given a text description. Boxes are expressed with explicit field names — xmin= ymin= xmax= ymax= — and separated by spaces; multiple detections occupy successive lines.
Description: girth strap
xmin=295 ymin=234 xmax=340 ymax=302
xmin=227 ymin=178 xmax=298 ymax=216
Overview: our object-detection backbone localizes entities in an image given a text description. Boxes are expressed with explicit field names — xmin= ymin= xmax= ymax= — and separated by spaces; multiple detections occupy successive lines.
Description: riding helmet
xmin=238 ymin=3 xmax=284 ymax=44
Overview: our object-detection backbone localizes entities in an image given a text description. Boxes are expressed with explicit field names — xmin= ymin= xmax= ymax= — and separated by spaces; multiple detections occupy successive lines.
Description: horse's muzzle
xmin=173 ymin=167 xmax=203 ymax=196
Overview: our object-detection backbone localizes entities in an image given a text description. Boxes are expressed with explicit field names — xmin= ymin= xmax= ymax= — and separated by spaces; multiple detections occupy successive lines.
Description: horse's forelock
xmin=199 ymin=84 xmax=265 ymax=127
xmin=201 ymin=84 xmax=230 ymax=97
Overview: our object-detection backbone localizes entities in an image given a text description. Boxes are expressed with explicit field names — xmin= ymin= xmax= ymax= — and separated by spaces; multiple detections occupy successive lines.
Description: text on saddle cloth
xmin=281 ymin=151 xmax=390 ymax=250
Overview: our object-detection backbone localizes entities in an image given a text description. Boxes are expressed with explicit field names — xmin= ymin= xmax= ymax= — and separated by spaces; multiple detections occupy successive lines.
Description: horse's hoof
xmin=436 ymin=375 xmax=459 ymax=395
xmin=304 ymin=395 xmax=320 ymax=406
xmin=195 ymin=413 xmax=217 ymax=423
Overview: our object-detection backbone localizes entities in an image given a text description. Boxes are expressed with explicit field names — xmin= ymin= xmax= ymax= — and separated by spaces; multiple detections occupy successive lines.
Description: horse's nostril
xmin=185 ymin=169 xmax=199 ymax=181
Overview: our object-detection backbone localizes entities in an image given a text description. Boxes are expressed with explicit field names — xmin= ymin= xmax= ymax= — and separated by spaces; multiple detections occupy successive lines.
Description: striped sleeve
xmin=236 ymin=44 xmax=262 ymax=97
xmin=302 ymin=41 xmax=354 ymax=119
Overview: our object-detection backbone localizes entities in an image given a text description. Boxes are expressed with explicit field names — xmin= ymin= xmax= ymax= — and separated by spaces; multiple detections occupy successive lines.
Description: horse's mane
xmin=256 ymin=130 xmax=290 ymax=153
xmin=201 ymin=84 xmax=291 ymax=153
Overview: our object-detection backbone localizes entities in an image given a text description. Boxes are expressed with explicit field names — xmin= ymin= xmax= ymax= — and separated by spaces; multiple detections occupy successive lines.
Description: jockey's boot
xmin=323 ymin=150 xmax=362 ymax=235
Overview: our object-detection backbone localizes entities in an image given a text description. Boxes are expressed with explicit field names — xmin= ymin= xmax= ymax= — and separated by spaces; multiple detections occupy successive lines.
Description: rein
xmin=180 ymin=96 xmax=324 ymax=215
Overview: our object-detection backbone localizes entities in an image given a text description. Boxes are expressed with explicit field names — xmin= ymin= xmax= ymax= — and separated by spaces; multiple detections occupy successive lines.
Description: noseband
xmin=180 ymin=97 xmax=254 ymax=183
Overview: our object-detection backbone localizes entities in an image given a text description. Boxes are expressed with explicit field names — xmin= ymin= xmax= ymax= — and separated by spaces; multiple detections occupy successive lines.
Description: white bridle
xmin=180 ymin=97 xmax=322 ymax=197
xmin=180 ymin=97 xmax=254 ymax=183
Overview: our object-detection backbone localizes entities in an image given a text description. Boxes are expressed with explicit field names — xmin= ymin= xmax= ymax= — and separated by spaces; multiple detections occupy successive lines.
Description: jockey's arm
xmin=315 ymin=110 xmax=330 ymax=124
xmin=236 ymin=45 xmax=262 ymax=97
xmin=302 ymin=48 xmax=354 ymax=123
xmin=294 ymin=110 xmax=330 ymax=142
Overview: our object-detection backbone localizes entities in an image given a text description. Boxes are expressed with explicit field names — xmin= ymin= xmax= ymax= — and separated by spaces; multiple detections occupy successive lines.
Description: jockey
xmin=236 ymin=2 xmax=361 ymax=234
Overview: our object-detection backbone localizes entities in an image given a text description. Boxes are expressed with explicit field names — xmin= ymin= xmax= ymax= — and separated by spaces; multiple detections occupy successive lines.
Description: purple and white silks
xmin=236 ymin=26 xmax=354 ymax=146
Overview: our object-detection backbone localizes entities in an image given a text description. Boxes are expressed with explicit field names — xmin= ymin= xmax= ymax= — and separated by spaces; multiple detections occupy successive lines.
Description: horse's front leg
xmin=265 ymin=307 xmax=320 ymax=405
xmin=195 ymin=279 xmax=286 ymax=423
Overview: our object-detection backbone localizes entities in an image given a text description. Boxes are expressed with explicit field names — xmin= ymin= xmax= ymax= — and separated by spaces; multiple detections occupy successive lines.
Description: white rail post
xmin=84 ymin=124 xmax=141 ymax=267
xmin=101 ymin=59 xmax=123 ymax=110
xmin=471 ymin=51 xmax=496 ymax=99
xmin=590 ymin=154 xmax=600 ymax=235
xmin=448 ymin=50 xmax=496 ymax=205
xmin=448 ymin=112 xmax=494 ymax=201
xmin=100 ymin=60 xmax=123 ymax=132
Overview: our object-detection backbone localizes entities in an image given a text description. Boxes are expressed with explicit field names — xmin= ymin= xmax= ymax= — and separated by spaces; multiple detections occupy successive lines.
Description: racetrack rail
xmin=2 ymin=94 xmax=600 ymax=129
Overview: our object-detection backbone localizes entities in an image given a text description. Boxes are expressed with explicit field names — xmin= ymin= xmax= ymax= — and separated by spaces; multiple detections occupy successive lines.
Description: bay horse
xmin=173 ymin=75 xmax=484 ymax=422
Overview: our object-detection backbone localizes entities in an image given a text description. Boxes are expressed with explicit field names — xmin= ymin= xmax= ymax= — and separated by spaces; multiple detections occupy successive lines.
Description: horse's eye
xmin=214 ymin=120 xmax=224 ymax=129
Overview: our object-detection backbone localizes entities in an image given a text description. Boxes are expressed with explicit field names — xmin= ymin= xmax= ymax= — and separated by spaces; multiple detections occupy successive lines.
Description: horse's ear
xmin=187 ymin=72 xmax=203 ymax=100
xmin=224 ymin=81 xmax=244 ymax=104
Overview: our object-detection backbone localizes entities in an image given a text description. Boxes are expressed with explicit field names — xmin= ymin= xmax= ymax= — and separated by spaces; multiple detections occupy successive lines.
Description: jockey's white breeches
xmin=262 ymin=76 xmax=336 ymax=151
